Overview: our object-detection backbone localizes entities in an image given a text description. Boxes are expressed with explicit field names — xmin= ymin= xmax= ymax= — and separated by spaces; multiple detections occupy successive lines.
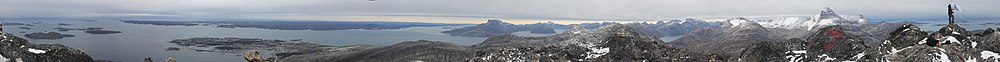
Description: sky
xmin=0 ymin=0 xmax=998 ymax=24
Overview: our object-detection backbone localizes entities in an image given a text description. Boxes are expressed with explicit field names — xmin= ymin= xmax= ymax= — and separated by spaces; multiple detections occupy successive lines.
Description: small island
xmin=17 ymin=27 xmax=30 ymax=29
xmin=1 ymin=22 xmax=33 ymax=26
xmin=23 ymin=32 xmax=75 ymax=39
xmin=79 ymin=20 xmax=98 ymax=22
xmin=84 ymin=30 xmax=123 ymax=34
xmin=120 ymin=20 xmax=200 ymax=26
xmin=57 ymin=23 xmax=73 ymax=25
xmin=52 ymin=27 xmax=122 ymax=34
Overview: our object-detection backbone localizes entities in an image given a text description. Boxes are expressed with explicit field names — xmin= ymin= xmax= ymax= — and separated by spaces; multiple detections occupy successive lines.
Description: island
xmin=1 ymin=22 xmax=33 ymax=26
xmin=84 ymin=30 xmax=123 ymax=34
xmin=120 ymin=20 xmax=200 ymax=26
xmin=23 ymin=32 xmax=75 ymax=39
xmin=52 ymin=27 xmax=122 ymax=34
xmin=57 ymin=23 xmax=73 ymax=25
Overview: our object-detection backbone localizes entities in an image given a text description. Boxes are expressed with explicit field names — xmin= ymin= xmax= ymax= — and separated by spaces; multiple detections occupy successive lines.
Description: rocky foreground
xmin=0 ymin=29 xmax=96 ymax=62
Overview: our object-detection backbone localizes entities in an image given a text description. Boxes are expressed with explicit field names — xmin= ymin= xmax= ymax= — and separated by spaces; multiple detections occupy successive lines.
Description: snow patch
xmin=728 ymin=19 xmax=748 ymax=28
xmin=937 ymin=48 xmax=951 ymax=62
xmin=0 ymin=53 xmax=8 ymax=62
xmin=852 ymin=53 xmax=865 ymax=60
xmin=784 ymin=50 xmax=807 ymax=62
xmin=918 ymin=38 xmax=928 ymax=44
xmin=982 ymin=51 xmax=1000 ymax=59
xmin=27 ymin=48 xmax=46 ymax=54
xmin=409 ymin=60 xmax=425 ymax=62
xmin=791 ymin=50 xmax=807 ymax=54
xmin=888 ymin=46 xmax=912 ymax=55
xmin=818 ymin=54 xmax=836 ymax=61
xmin=577 ymin=40 xmax=609 ymax=59
xmin=943 ymin=36 xmax=960 ymax=44
xmin=584 ymin=47 xmax=609 ymax=59
xmin=972 ymin=41 xmax=978 ymax=48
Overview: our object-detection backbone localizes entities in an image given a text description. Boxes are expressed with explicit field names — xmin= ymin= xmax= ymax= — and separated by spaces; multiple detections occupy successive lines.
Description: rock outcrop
xmin=803 ymin=26 xmax=867 ymax=61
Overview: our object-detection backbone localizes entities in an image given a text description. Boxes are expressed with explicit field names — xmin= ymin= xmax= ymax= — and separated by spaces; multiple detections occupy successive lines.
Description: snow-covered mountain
xmin=445 ymin=19 xmax=719 ymax=37
xmin=723 ymin=7 xmax=867 ymax=30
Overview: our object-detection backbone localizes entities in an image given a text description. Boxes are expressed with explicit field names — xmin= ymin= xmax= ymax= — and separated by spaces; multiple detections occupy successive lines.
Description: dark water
xmin=1 ymin=18 xmax=488 ymax=62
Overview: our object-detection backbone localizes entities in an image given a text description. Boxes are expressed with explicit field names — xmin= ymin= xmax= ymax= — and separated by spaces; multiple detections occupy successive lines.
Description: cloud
xmin=0 ymin=0 xmax=997 ymax=20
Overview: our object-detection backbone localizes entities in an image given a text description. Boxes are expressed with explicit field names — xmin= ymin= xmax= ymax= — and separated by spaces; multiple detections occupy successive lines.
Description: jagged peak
xmin=684 ymin=18 xmax=699 ymax=21
xmin=814 ymin=7 xmax=845 ymax=22
xmin=821 ymin=7 xmax=837 ymax=15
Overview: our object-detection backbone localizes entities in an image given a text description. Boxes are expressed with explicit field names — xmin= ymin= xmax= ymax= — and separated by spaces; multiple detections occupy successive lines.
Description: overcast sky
xmin=1 ymin=0 xmax=997 ymax=21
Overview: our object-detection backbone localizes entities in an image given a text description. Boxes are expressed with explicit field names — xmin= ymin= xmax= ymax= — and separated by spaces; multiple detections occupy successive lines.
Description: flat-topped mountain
xmin=442 ymin=19 xmax=564 ymax=37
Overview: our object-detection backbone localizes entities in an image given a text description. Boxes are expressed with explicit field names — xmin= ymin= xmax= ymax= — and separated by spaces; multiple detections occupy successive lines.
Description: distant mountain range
xmin=443 ymin=18 xmax=719 ymax=37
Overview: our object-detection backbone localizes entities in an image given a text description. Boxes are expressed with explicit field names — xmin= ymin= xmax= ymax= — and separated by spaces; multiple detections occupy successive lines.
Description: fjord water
xmin=1 ymin=18 xmax=489 ymax=62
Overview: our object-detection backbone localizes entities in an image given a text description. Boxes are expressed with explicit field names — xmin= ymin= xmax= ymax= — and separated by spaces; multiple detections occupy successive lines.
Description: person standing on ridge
xmin=948 ymin=4 xmax=956 ymax=24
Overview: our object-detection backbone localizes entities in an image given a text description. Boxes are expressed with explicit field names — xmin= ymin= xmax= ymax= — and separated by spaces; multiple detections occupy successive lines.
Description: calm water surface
xmin=1 ymin=18 xmax=488 ymax=62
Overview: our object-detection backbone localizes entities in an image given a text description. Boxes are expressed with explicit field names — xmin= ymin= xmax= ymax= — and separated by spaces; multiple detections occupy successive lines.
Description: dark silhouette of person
xmin=948 ymin=4 xmax=955 ymax=24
